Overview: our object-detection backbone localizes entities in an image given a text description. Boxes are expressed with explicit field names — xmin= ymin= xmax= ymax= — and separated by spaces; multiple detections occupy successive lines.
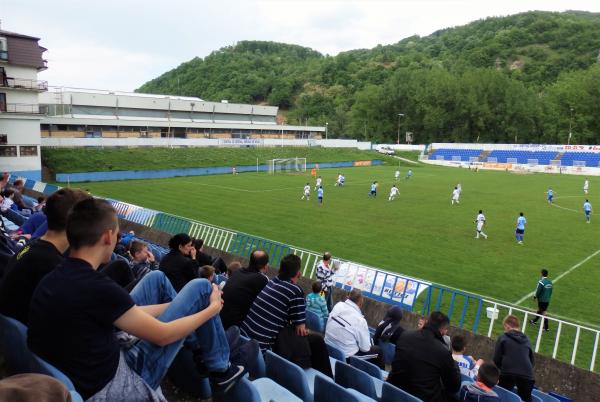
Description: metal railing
xmin=0 ymin=103 xmax=41 ymax=114
xmin=1 ymin=78 xmax=48 ymax=91
xmin=10 ymin=175 xmax=600 ymax=373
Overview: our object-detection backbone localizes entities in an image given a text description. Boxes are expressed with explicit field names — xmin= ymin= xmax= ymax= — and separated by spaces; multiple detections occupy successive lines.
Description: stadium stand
xmin=486 ymin=150 xmax=558 ymax=164
xmin=559 ymin=152 xmax=600 ymax=167
xmin=429 ymin=148 xmax=483 ymax=161
xmin=0 ymin=173 xmax=579 ymax=402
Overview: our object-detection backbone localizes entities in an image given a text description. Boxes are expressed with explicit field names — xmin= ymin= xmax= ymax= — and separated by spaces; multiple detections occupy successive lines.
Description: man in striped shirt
xmin=316 ymin=252 xmax=335 ymax=311
xmin=240 ymin=254 xmax=307 ymax=350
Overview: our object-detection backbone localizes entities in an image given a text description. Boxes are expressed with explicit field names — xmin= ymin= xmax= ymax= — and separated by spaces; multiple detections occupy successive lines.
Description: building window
xmin=0 ymin=134 xmax=6 ymax=145
xmin=19 ymin=146 xmax=38 ymax=156
xmin=0 ymin=146 xmax=17 ymax=157
xmin=0 ymin=38 xmax=7 ymax=60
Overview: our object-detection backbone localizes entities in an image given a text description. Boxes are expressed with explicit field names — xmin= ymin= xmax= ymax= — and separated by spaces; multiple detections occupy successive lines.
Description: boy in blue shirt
xmin=515 ymin=212 xmax=526 ymax=244
xmin=306 ymin=281 xmax=328 ymax=328
xmin=368 ymin=181 xmax=378 ymax=198
xmin=317 ymin=186 xmax=324 ymax=204
xmin=583 ymin=199 xmax=592 ymax=223
xmin=546 ymin=188 xmax=554 ymax=205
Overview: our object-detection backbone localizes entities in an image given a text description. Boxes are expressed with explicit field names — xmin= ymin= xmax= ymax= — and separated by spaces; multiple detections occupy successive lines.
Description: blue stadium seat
xmin=334 ymin=360 xmax=383 ymax=400
xmin=493 ymin=385 xmax=523 ymax=402
xmin=306 ymin=309 xmax=325 ymax=333
xmin=0 ymin=314 xmax=84 ymax=401
xmin=166 ymin=348 xmax=212 ymax=399
xmin=217 ymin=376 xmax=302 ymax=402
xmin=239 ymin=334 xmax=266 ymax=379
xmin=548 ymin=391 xmax=573 ymax=402
xmin=381 ymin=382 xmax=423 ymax=402
xmin=265 ymin=350 xmax=329 ymax=402
xmin=429 ymin=148 xmax=483 ymax=162
xmin=326 ymin=342 xmax=346 ymax=361
xmin=314 ymin=374 xmax=376 ymax=402
xmin=532 ymin=389 xmax=561 ymax=402
xmin=347 ymin=356 xmax=384 ymax=380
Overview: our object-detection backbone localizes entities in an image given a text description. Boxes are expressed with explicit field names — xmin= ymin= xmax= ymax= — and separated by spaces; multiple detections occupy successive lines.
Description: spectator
xmin=316 ymin=251 xmax=335 ymax=311
xmin=388 ymin=311 xmax=461 ymax=402
xmin=27 ymin=198 xmax=244 ymax=401
xmin=0 ymin=172 xmax=9 ymax=193
xmin=14 ymin=211 xmax=47 ymax=238
xmin=240 ymin=254 xmax=307 ymax=351
xmin=373 ymin=306 xmax=405 ymax=346
xmin=129 ymin=240 xmax=158 ymax=281
xmin=220 ymin=250 xmax=269 ymax=329
xmin=227 ymin=261 xmax=242 ymax=278
xmin=9 ymin=179 xmax=29 ymax=210
xmin=451 ymin=334 xmax=483 ymax=379
xmin=459 ymin=362 xmax=501 ymax=402
xmin=193 ymin=238 xmax=213 ymax=267
xmin=159 ymin=233 xmax=199 ymax=292
xmin=325 ymin=289 xmax=385 ymax=369
xmin=306 ymin=281 xmax=328 ymax=327
xmin=0 ymin=188 xmax=90 ymax=325
xmin=493 ymin=315 xmax=535 ymax=402
xmin=199 ymin=265 xmax=216 ymax=282
xmin=1 ymin=189 xmax=17 ymax=211
xmin=113 ymin=232 xmax=130 ymax=260
xmin=416 ymin=315 xmax=427 ymax=329
xmin=34 ymin=195 xmax=46 ymax=212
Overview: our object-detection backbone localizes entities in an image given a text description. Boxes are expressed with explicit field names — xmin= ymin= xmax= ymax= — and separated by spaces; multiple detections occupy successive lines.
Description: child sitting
xmin=199 ymin=265 xmax=216 ymax=283
xmin=306 ymin=281 xmax=328 ymax=326
xmin=459 ymin=362 xmax=501 ymax=401
xmin=452 ymin=334 xmax=483 ymax=379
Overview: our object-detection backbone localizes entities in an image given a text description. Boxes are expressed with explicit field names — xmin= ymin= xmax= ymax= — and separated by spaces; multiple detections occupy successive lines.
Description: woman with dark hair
xmin=373 ymin=306 xmax=405 ymax=345
xmin=159 ymin=233 xmax=199 ymax=292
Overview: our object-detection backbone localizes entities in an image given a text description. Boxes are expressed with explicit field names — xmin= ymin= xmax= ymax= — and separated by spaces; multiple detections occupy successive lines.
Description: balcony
xmin=1 ymin=77 xmax=48 ymax=91
xmin=0 ymin=50 xmax=7 ymax=61
xmin=0 ymin=103 xmax=42 ymax=114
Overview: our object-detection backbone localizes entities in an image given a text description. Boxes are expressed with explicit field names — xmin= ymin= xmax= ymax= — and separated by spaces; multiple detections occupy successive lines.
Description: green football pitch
xmin=77 ymin=164 xmax=599 ymax=328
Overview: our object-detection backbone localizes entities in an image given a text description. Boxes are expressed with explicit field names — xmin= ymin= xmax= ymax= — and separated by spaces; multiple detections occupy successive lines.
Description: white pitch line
xmin=514 ymin=249 xmax=600 ymax=305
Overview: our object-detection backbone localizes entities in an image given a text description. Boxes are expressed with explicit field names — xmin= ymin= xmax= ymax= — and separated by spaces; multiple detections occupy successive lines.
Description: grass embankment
xmin=42 ymin=147 xmax=419 ymax=174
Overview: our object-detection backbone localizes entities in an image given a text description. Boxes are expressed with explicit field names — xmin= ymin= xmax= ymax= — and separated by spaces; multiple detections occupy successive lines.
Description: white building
xmin=0 ymin=29 xmax=47 ymax=181
xmin=39 ymin=89 xmax=325 ymax=141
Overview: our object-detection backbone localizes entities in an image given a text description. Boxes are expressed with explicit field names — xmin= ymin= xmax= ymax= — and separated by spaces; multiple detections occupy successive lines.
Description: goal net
xmin=267 ymin=158 xmax=307 ymax=174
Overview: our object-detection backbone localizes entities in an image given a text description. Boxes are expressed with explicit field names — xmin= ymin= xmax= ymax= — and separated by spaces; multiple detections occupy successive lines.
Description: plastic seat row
xmin=430 ymin=149 xmax=483 ymax=161
xmin=461 ymin=372 xmax=562 ymax=402
xmin=0 ymin=314 xmax=84 ymax=402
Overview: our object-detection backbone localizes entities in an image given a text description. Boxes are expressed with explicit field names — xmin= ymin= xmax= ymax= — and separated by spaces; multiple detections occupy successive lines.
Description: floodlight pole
xmin=568 ymin=107 xmax=574 ymax=145
xmin=325 ymin=122 xmax=328 ymax=140
xmin=397 ymin=113 xmax=404 ymax=144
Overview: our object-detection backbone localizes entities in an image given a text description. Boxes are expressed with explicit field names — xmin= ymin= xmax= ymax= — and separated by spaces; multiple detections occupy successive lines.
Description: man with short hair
xmin=240 ymin=254 xmax=307 ymax=351
xmin=0 ymin=188 xmax=91 ymax=325
xmin=529 ymin=269 xmax=553 ymax=331
xmin=9 ymin=179 xmax=29 ymax=210
xmin=515 ymin=212 xmax=526 ymax=244
xmin=583 ymin=199 xmax=592 ymax=223
xmin=325 ymin=289 xmax=385 ymax=369
xmin=475 ymin=210 xmax=488 ymax=239
xmin=388 ymin=311 xmax=461 ymax=402
xmin=28 ymin=198 xmax=243 ymax=401
xmin=493 ymin=315 xmax=535 ymax=402
xmin=220 ymin=250 xmax=269 ymax=329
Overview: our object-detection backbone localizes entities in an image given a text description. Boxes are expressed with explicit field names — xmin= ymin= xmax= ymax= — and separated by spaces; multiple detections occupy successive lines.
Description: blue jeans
xmin=124 ymin=271 xmax=230 ymax=389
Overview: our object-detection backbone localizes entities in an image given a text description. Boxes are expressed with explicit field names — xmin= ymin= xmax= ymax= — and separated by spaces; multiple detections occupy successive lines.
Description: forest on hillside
xmin=137 ymin=11 xmax=600 ymax=144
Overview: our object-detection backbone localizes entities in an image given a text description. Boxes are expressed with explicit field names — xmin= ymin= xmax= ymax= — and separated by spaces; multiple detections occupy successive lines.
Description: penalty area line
xmin=514 ymin=248 xmax=600 ymax=305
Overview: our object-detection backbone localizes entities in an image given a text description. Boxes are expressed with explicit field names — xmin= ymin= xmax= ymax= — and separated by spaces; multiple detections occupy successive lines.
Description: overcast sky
xmin=2 ymin=0 xmax=599 ymax=92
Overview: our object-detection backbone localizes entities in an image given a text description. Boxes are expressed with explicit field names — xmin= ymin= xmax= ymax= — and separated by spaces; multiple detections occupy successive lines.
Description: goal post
xmin=267 ymin=158 xmax=307 ymax=174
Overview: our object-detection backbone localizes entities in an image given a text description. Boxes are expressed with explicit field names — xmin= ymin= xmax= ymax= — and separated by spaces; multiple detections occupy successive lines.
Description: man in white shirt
xmin=315 ymin=176 xmax=322 ymax=190
xmin=451 ymin=187 xmax=460 ymax=205
xmin=584 ymin=178 xmax=589 ymax=195
xmin=301 ymin=183 xmax=311 ymax=200
xmin=324 ymin=289 xmax=384 ymax=368
xmin=389 ymin=185 xmax=399 ymax=201
xmin=475 ymin=210 xmax=488 ymax=239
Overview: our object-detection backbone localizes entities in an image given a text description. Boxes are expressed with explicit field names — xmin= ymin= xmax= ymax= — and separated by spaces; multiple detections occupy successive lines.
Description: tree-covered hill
xmin=137 ymin=11 xmax=600 ymax=144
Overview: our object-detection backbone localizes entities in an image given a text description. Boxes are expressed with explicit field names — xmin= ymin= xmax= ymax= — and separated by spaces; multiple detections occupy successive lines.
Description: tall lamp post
xmin=568 ymin=107 xmax=574 ymax=145
xmin=397 ymin=113 xmax=405 ymax=144
xmin=325 ymin=122 xmax=328 ymax=140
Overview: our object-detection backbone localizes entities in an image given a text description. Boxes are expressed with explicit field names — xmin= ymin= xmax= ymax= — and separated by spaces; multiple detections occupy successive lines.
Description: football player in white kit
xmin=389 ymin=185 xmax=399 ymax=201
xmin=451 ymin=186 xmax=460 ymax=205
xmin=584 ymin=178 xmax=590 ymax=195
xmin=301 ymin=183 xmax=311 ymax=200
xmin=315 ymin=176 xmax=322 ymax=190
xmin=475 ymin=210 xmax=488 ymax=239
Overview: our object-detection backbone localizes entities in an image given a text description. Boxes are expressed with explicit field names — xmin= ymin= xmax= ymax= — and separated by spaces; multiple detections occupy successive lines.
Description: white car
xmin=377 ymin=146 xmax=395 ymax=155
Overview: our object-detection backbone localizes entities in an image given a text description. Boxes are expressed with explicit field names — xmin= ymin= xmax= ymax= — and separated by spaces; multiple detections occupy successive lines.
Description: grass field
xmin=41 ymin=147 xmax=413 ymax=174
xmin=77 ymin=163 xmax=600 ymax=330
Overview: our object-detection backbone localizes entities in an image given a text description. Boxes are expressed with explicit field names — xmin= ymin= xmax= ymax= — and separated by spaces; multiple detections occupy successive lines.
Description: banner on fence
xmin=330 ymin=261 xmax=430 ymax=309
xmin=353 ymin=160 xmax=373 ymax=167
xmin=219 ymin=139 xmax=263 ymax=146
